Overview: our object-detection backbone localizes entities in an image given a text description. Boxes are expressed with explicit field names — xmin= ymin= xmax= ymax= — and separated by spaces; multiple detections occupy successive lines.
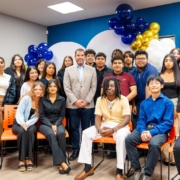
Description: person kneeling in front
xmin=75 ymin=77 xmax=131 ymax=180
xmin=125 ymin=75 xmax=174 ymax=180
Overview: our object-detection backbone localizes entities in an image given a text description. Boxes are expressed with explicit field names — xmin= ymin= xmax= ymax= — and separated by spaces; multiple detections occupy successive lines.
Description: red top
xmin=101 ymin=72 xmax=136 ymax=96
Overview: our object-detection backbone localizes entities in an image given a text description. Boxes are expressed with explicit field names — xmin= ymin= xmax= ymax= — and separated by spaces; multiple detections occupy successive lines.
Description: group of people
xmin=0 ymin=47 xmax=180 ymax=180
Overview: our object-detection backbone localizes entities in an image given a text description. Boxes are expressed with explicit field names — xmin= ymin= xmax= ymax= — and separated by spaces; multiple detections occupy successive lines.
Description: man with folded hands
xmin=125 ymin=75 xmax=174 ymax=180
xmin=75 ymin=77 xmax=131 ymax=180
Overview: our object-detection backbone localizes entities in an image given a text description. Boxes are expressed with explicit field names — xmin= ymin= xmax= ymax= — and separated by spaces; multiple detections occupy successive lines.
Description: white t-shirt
xmin=0 ymin=73 xmax=11 ymax=96
xmin=20 ymin=82 xmax=31 ymax=97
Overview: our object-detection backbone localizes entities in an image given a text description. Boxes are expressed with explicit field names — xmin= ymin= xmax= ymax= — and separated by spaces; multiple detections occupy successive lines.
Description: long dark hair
xmin=101 ymin=77 xmax=121 ymax=99
xmin=60 ymin=56 xmax=73 ymax=71
xmin=42 ymin=62 xmax=57 ymax=79
xmin=24 ymin=66 xmax=38 ymax=82
xmin=160 ymin=54 xmax=180 ymax=87
xmin=36 ymin=59 xmax=46 ymax=75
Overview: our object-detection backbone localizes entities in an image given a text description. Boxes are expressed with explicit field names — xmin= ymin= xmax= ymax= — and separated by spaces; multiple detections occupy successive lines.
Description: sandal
xmin=18 ymin=164 xmax=26 ymax=172
xmin=26 ymin=164 xmax=34 ymax=171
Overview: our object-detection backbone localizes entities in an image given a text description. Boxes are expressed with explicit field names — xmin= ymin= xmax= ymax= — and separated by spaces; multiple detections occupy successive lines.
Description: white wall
xmin=0 ymin=13 xmax=47 ymax=67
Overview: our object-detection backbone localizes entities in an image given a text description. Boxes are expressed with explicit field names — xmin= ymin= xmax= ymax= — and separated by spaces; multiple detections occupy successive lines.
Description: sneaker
xmin=131 ymin=171 xmax=143 ymax=180
xmin=141 ymin=175 xmax=152 ymax=180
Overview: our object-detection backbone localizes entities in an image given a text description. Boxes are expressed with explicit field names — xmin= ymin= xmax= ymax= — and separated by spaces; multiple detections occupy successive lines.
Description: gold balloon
xmin=153 ymin=34 xmax=159 ymax=39
xmin=149 ymin=22 xmax=160 ymax=34
xmin=131 ymin=42 xmax=139 ymax=51
xmin=139 ymin=45 xmax=148 ymax=51
xmin=142 ymin=37 xmax=149 ymax=46
xmin=136 ymin=34 xmax=143 ymax=40
xmin=143 ymin=30 xmax=153 ymax=39
xmin=134 ymin=39 xmax=142 ymax=48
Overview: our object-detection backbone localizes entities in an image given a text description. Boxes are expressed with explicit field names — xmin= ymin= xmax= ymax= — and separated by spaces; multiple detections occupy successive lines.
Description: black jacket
xmin=39 ymin=95 xmax=66 ymax=127
xmin=94 ymin=65 xmax=113 ymax=103
xmin=2 ymin=76 xmax=16 ymax=106
xmin=4 ymin=67 xmax=25 ymax=104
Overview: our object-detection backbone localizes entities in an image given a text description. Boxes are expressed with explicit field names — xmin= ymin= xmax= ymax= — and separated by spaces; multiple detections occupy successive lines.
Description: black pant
xmin=67 ymin=108 xmax=92 ymax=151
xmin=12 ymin=123 xmax=36 ymax=161
xmin=125 ymin=129 xmax=167 ymax=175
xmin=174 ymin=136 xmax=180 ymax=174
xmin=39 ymin=124 xmax=66 ymax=166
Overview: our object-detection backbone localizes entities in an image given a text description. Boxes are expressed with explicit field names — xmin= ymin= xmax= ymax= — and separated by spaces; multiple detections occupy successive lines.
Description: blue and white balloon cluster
xmin=109 ymin=4 xmax=149 ymax=45
xmin=24 ymin=42 xmax=53 ymax=66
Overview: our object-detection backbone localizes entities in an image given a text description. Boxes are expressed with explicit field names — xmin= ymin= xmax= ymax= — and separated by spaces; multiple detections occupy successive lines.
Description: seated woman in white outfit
xmin=75 ymin=77 xmax=131 ymax=180
xmin=20 ymin=66 xmax=39 ymax=97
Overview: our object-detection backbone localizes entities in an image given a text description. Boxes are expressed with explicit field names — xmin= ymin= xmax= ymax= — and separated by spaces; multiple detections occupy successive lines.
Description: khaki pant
xmin=163 ymin=98 xmax=178 ymax=161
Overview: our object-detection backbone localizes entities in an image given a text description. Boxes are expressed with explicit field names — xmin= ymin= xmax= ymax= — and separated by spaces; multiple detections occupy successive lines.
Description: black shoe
xmin=69 ymin=150 xmax=79 ymax=161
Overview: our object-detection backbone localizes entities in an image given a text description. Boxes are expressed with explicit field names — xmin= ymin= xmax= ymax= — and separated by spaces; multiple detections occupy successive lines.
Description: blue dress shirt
xmin=77 ymin=65 xmax=84 ymax=82
xmin=136 ymin=93 xmax=174 ymax=136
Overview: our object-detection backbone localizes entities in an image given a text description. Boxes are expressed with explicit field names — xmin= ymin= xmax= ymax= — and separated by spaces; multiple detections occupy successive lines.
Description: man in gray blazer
xmin=64 ymin=48 xmax=97 ymax=161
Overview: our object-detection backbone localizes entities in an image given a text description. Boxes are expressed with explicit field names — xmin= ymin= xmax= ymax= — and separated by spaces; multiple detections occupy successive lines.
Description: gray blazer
xmin=63 ymin=65 xmax=97 ymax=109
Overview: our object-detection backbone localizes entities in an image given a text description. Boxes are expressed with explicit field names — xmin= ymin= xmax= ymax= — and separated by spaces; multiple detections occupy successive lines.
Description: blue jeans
xmin=67 ymin=108 xmax=93 ymax=151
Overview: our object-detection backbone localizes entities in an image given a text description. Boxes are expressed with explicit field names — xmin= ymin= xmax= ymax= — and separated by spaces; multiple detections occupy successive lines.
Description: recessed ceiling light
xmin=48 ymin=2 xmax=84 ymax=14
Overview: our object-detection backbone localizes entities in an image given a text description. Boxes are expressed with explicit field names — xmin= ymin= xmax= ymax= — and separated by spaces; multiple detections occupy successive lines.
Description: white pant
xmin=78 ymin=121 xmax=130 ymax=169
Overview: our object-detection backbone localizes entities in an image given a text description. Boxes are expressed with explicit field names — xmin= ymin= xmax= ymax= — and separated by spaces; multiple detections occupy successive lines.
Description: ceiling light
xmin=48 ymin=2 xmax=84 ymax=14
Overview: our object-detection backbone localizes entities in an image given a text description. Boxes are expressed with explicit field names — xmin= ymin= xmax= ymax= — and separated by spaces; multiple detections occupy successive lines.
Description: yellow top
xmin=95 ymin=95 xmax=130 ymax=123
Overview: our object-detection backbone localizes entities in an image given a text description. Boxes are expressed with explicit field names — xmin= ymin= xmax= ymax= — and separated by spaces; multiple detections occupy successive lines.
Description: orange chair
xmin=92 ymin=121 xmax=133 ymax=170
xmin=35 ymin=118 xmax=69 ymax=166
xmin=0 ymin=105 xmax=18 ymax=169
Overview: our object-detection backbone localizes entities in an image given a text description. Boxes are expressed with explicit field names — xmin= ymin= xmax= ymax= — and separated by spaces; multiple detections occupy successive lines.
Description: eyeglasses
xmin=135 ymin=58 xmax=147 ymax=61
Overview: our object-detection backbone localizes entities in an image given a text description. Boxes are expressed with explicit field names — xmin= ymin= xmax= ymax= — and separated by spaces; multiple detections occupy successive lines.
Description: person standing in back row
xmin=64 ymin=48 xmax=97 ymax=161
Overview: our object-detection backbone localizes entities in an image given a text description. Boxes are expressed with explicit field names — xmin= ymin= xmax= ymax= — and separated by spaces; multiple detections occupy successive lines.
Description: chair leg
xmin=168 ymin=152 xmax=170 ymax=180
xmin=171 ymin=173 xmax=179 ymax=180
xmin=0 ymin=141 xmax=4 ymax=169
xmin=160 ymin=152 xmax=162 ymax=180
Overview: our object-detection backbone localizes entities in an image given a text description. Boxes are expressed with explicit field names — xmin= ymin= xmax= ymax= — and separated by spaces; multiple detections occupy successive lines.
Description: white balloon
xmin=149 ymin=39 xmax=161 ymax=48
xmin=160 ymin=38 xmax=175 ymax=49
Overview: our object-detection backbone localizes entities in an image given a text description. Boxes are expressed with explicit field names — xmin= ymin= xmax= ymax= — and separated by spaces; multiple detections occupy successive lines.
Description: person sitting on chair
xmin=75 ymin=77 xmax=131 ymax=180
xmin=12 ymin=81 xmax=45 ymax=172
xmin=125 ymin=75 xmax=174 ymax=180
xmin=39 ymin=79 xmax=71 ymax=174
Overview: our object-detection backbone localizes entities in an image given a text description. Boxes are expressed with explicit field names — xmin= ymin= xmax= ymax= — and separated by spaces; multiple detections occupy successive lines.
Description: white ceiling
xmin=0 ymin=0 xmax=179 ymax=26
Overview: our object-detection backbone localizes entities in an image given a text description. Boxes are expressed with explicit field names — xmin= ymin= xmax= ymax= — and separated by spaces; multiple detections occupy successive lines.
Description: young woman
xmin=20 ymin=66 xmax=39 ymax=97
xmin=170 ymin=48 xmax=180 ymax=60
xmin=40 ymin=62 xmax=64 ymax=96
xmin=5 ymin=54 xmax=26 ymax=104
xmin=36 ymin=59 xmax=46 ymax=79
xmin=0 ymin=57 xmax=16 ymax=149
xmin=12 ymin=81 xmax=45 ymax=172
xmin=123 ymin=51 xmax=135 ymax=73
xmin=39 ymin=79 xmax=71 ymax=174
xmin=57 ymin=56 xmax=73 ymax=82
xmin=160 ymin=54 xmax=180 ymax=165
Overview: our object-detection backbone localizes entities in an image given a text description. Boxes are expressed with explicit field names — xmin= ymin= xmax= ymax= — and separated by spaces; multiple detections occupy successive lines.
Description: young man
xmin=125 ymin=75 xmax=174 ymax=180
xmin=123 ymin=51 xmax=135 ymax=73
xmin=75 ymin=78 xmax=131 ymax=180
xmin=64 ymin=48 xmax=97 ymax=161
xmin=85 ymin=49 xmax=96 ymax=67
xmin=130 ymin=50 xmax=158 ymax=120
xmin=101 ymin=56 xmax=137 ymax=158
xmin=101 ymin=56 xmax=137 ymax=102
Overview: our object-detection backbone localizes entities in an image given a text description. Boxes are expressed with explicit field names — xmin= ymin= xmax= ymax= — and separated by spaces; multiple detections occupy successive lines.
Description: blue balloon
xmin=108 ymin=17 xmax=120 ymax=29
xmin=144 ymin=22 xmax=149 ymax=29
xmin=136 ymin=23 xmax=145 ymax=32
xmin=115 ymin=4 xmax=133 ymax=24
xmin=28 ymin=45 xmax=37 ymax=51
xmin=136 ymin=17 xmax=144 ymax=24
xmin=37 ymin=48 xmax=45 ymax=60
xmin=38 ymin=42 xmax=49 ymax=50
xmin=24 ymin=54 xmax=32 ymax=63
xmin=28 ymin=48 xmax=38 ymax=58
xmin=114 ymin=24 xmax=125 ymax=35
xmin=126 ymin=22 xmax=136 ymax=32
xmin=27 ymin=57 xmax=38 ymax=66
xmin=43 ymin=49 xmax=53 ymax=61
xmin=133 ymin=29 xmax=143 ymax=37
xmin=121 ymin=33 xmax=134 ymax=44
